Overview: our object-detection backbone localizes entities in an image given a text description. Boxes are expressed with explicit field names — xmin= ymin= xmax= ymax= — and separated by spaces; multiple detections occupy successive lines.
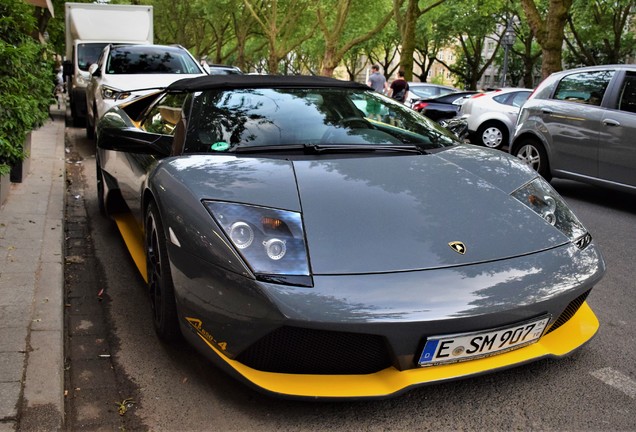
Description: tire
xmin=512 ymin=138 xmax=551 ymax=181
xmin=145 ymin=202 xmax=181 ymax=341
xmin=96 ymin=155 xmax=106 ymax=216
xmin=476 ymin=121 xmax=508 ymax=150
xmin=71 ymin=100 xmax=85 ymax=127
xmin=86 ymin=112 xmax=94 ymax=139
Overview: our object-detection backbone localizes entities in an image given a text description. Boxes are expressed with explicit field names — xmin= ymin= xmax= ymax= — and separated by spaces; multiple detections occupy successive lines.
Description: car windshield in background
xmin=107 ymin=46 xmax=201 ymax=75
xmin=185 ymin=88 xmax=458 ymax=153
xmin=78 ymin=43 xmax=108 ymax=71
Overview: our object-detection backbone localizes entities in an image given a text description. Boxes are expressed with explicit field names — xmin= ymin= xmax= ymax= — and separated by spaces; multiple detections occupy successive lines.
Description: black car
xmin=412 ymin=91 xmax=478 ymax=122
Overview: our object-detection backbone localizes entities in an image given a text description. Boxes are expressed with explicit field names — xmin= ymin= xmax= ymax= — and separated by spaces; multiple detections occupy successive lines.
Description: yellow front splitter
xmin=194 ymin=302 xmax=598 ymax=399
xmin=113 ymin=213 xmax=599 ymax=399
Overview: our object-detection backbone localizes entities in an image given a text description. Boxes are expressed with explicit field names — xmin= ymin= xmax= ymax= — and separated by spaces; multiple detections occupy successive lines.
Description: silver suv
xmin=511 ymin=65 xmax=636 ymax=194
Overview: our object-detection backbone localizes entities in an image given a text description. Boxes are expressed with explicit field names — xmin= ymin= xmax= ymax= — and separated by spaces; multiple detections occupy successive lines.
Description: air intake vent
xmin=546 ymin=290 xmax=590 ymax=334
xmin=236 ymin=326 xmax=392 ymax=375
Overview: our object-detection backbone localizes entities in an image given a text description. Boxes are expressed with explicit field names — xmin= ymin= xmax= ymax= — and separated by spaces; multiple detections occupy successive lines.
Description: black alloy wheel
xmin=145 ymin=202 xmax=181 ymax=341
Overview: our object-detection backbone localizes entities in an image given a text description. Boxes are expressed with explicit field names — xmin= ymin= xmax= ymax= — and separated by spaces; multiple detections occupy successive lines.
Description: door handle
xmin=603 ymin=119 xmax=621 ymax=127
xmin=542 ymin=109 xmax=554 ymax=115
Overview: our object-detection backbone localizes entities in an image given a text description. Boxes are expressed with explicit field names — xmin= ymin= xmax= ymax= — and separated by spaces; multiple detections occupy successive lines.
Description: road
xmin=64 ymin=125 xmax=636 ymax=431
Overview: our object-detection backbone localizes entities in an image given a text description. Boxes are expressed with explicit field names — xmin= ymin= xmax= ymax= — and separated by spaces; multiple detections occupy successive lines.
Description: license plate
xmin=418 ymin=316 xmax=551 ymax=367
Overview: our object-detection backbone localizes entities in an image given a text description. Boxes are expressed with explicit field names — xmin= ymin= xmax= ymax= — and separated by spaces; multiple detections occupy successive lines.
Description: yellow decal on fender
xmin=185 ymin=317 xmax=228 ymax=351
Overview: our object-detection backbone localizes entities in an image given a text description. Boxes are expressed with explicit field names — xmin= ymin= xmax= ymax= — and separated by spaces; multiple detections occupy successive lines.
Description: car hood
xmin=159 ymin=145 xmax=568 ymax=275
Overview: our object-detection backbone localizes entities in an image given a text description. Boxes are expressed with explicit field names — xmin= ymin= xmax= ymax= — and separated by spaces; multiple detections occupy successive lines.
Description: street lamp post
xmin=501 ymin=21 xmax=516 ymax=87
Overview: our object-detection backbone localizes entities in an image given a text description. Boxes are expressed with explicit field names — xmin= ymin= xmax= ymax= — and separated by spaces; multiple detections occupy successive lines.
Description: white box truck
xmin=63 ymin=2 xmax=153 ymax=126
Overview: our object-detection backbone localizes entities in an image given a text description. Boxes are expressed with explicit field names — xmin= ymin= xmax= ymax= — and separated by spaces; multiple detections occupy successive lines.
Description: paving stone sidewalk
xmin=0 ymin=106 xmax=66 ymax=431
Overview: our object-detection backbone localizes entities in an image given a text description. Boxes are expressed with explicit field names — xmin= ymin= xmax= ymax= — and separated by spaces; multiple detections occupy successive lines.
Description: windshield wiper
xmin=233 ymin=144 xmax=427 ymax=155
xmin=306 ymin=144 xmax=426 ymax=154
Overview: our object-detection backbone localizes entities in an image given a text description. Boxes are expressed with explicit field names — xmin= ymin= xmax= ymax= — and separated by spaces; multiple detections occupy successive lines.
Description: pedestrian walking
xmin=389 ymin=70 xmax=409 ymax=103
xmin=366 ymin=64 xmax=388 ymax=120
xmin=367 ymin=64 xmax=388 ymax=94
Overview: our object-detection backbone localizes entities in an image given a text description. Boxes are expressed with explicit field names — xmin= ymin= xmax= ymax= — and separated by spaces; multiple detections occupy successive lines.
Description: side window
xmin=492 ymin=91 xmax=530 ymax=107
xmin=553 ymin=70 xmax=614 ymax=106
xmin=510 ymin=91 xmax=531 ymax=107
xmin=618 ymin=73 xmax=636 ymax=114
xmin=141 ymin=94 xmax=187 ymax=135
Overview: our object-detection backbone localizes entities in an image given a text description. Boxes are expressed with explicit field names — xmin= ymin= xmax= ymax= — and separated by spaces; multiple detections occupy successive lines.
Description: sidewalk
xmin=0 ymin=106 xmax=66 ymax=431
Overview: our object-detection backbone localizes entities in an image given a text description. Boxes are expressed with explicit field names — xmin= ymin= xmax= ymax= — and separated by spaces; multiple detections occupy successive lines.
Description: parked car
xmin=204 ymin=63 xmax=243 ymax=75
xmin=412 ymin=91 xmax=479 ymax=122
xmin=511 ymin=65 xmax=636 ymax=194
xmin=85 ymin=44 xmax=206 ymax=139
xmin=460 ymin=88 xmax=532 ymax=149
xmin=96 ymin=74 xmax=604 ymax=399
xmin=405 ymin=82 xmax=458 ymax=107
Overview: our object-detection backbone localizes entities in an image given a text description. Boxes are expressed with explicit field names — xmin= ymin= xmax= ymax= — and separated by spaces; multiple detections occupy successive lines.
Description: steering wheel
xmin=340 ymin=116 xmax=371 ymax=129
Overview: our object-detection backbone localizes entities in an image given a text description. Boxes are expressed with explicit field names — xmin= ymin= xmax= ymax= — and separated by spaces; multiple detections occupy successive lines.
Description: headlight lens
xmin=100 ymin=85 xmax=132 ymax=101
xmin=512 ymin=178 xmax=590 ymax=248
xmin=204 ymin=201 xmax=311 ymax=284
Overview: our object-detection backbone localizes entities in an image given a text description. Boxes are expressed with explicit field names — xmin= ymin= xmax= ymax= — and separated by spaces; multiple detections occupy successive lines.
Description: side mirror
xmin=98 ymin=125 xmax=172 ymax=157
xmin=88 ymin=63 xmax=100 ymax=77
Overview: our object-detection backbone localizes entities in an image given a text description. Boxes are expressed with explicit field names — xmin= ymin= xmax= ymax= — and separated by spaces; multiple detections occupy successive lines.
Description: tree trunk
xmin=520 ymin=0 xmax=573 ymax=79
xmin=321 ymin=47 xmax=337 ymax=77
xmin=398 ymin=0 xmax=419 ymax=80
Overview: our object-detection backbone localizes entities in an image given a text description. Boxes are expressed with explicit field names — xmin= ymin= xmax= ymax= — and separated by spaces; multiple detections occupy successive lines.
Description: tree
xmin=342 ymin=45 xmax=368 ymax=81
xmin=151 ymin=0 xmax=214 ymax=58
xmin=229 ymin=1 xmax=264 ymax=71
xmin=364 ymin=23 xmax=402 ymax=81
xmin=315 ymin=0 xmax=393 ymax=76
xmin=412 ymin=19 xmax=445 ymax=82
xmin=431 ymin=0 xmax=506 ymax=89
xmin=243 ymin=0 xmax=315 ymax=74
xmin=519 ymin=0 xmax=574 ymax=79
xmin=564 ymin=0 xmax=636 ymax=66
xmin=392 ymin=0 xmax=448 ymax=81
xmin=507 ymin=6 xmax=542 ymax=88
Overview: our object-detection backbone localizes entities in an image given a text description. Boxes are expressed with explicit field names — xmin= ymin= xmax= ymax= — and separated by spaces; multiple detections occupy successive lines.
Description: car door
xmin=117 ymin=93 xmax=187 ymax=222
xmin=86 ymin=47 xmax=108 ymax=123
xmin=493 ymin=90 xmax=531 ymax=130
xmin=598 ymin=71 xmax=636 ymax=188
xmin=545 ymin=70 xmax=614 ymax=178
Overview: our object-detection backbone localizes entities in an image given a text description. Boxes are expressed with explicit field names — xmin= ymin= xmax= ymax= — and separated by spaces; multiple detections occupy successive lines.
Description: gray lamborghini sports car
xmin=96 ymin=75 xmax=605 ymax=399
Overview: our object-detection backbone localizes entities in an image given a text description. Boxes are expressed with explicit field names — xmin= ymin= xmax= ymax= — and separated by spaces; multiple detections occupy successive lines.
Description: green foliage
xmin=0 ymin=0 xmax=54 ymax=175
xmin=564 ymin=0 xmax=636 ymax=66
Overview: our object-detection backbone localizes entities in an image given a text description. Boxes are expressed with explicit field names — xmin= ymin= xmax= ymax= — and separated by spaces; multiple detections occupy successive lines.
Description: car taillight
xmin=413 ymin=102 xmax=428 ymax=111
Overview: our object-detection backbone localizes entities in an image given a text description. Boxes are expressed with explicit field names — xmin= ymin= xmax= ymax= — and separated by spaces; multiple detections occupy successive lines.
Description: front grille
xmin=545 ymin=290 xmax=590 ymax=334
xmin=236 ymin=326 xmax=393 ymax=375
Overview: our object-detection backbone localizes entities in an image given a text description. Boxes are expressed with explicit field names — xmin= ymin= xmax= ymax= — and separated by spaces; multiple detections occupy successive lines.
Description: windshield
xmin=107 ymin=46 xmax=201 ymax=75
xmin=77 ymin=43 xmax=108 ymax=71
xmin=409 ymin=85 xmax=455 ymax=98
xmin=185 ymin=88 xmax=458 ymax=154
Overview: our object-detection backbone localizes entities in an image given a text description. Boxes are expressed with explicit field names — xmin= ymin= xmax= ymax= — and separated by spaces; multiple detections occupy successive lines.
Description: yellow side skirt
xmin=113 ymin=212 xmax=599 ymax=399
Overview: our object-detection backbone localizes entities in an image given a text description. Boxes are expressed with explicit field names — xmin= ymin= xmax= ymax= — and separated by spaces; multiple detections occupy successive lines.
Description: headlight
xmin=512 ymin=177 xmax=591 ymax=249
xmin=100 ymin=85 xmax=132 ymax=101
xmin=204 ymin=201 xmax=312 ymax=286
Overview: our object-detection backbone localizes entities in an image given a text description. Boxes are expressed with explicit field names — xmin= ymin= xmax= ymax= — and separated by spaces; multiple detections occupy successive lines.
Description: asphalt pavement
xmin=0 ymin=105 xmax=66 ymax=431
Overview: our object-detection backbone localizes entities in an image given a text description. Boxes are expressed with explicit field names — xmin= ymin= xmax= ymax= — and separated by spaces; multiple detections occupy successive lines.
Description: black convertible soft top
xmin=167 ymin=74 xmax=370 ymax=92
